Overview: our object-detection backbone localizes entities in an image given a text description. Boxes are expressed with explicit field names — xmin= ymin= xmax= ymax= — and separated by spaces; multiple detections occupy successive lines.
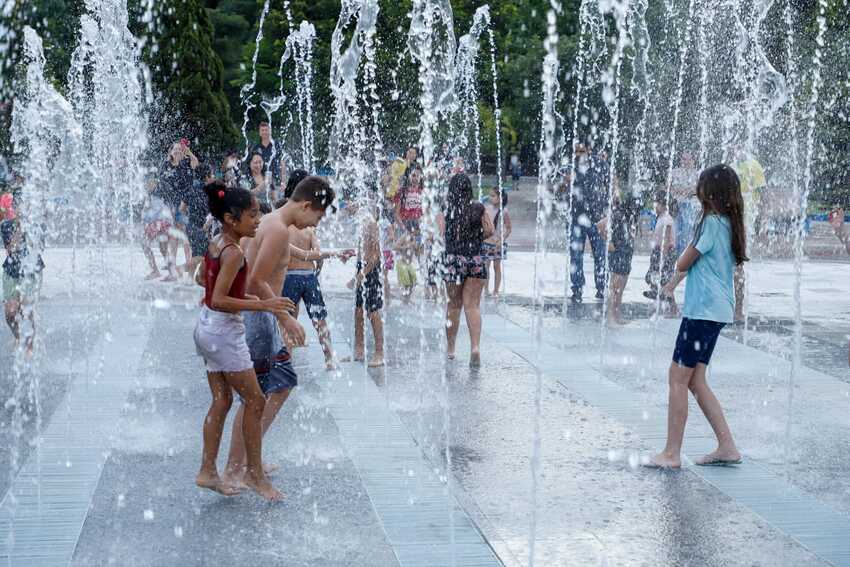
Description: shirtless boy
xmin=222 ymin=176 xmax=335 ymax=487
xmin=351 ymin=202 xmax=385 ymax=367
xmin=284 ymin=226 xmax=354 ymax=369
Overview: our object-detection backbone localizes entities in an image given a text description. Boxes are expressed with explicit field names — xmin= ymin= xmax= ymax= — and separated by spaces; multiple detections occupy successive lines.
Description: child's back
xmin=683 ymin=214 xmax=735 ymax=323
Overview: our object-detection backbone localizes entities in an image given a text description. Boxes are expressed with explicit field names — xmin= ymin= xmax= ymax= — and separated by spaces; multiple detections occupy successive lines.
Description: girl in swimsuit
xmin=193 ymin=181 xmax=293 ymax=500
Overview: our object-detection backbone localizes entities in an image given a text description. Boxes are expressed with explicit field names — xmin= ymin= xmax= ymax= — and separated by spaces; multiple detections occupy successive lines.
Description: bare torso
xmin=243 ymin=210 xmax=291 ymax=297
xmin=288 ymin=226 xmax=316 ymax=271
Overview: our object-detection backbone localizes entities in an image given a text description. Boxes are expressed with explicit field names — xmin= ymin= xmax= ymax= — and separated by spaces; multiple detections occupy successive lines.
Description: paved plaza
xmin=0 ymin=245 xmax=849 ymax=566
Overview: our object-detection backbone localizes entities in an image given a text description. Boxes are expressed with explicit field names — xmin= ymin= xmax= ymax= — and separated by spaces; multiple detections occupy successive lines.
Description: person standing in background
xmin=732 ymin=150 xmax=766 ymax=322
xmin=568 ymin=145 xmax=608 ymax=304
xmin=670 ymin=152 xmax=701 ymax=255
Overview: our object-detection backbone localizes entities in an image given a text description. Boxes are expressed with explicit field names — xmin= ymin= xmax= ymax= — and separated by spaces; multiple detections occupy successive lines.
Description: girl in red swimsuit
xmin=193 ymin=181 xmax=293 ymax=501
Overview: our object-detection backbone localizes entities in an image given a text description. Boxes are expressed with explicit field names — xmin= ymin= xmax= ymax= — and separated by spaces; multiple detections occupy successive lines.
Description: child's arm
xmin=480 ymin=206 xmax=495 ymax=239
xmin=195 ymin=257 xmax=206 ymax=287
xmin=674 ymin=245 xmax=700 ymax=273
xmin=310 ymin=229 xmax=324 ymax=273
xmin=663 ymin=223 xmax=675 ymax=249
xmin=290 ymin=244 xmax=353 ymax=262
xmin=211 ymin=246 xmax=292 ymax=314
xmin=502 ymin=210 xmax=512 ymax=240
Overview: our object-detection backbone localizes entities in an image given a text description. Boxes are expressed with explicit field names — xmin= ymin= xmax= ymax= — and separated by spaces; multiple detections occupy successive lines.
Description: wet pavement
xmin=1 ymin=247 xmax=849 ymax=566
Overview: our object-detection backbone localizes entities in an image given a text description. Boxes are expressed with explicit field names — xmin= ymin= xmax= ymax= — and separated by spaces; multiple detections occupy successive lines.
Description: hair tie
xmin=218 ymin=190 xmax=225 ymax=198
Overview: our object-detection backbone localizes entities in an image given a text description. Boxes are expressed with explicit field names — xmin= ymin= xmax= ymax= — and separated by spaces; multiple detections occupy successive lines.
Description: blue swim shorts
xmin=282 ymin=270 xmax=327 ymax=321
xmin=672 ymin=317 xmax=725 ymax=368
xmin=243 ymin=310 xmax=298 ymax=395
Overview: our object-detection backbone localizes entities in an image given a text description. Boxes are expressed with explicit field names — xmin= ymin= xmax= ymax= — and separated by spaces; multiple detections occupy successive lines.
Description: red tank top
xmin=203 ymin=243 xmax=248 ymax=310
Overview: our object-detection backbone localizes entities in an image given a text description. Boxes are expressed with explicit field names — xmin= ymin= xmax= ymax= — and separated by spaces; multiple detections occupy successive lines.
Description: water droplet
xmin=174 ymin=525 xmax=183 ymax=538
xmin=143 ymin=509 xmax=154 ymax=521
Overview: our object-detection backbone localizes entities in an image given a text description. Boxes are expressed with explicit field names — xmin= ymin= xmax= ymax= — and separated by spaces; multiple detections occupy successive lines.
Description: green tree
xmin=139 ymin=0 xmax=240 ymax=158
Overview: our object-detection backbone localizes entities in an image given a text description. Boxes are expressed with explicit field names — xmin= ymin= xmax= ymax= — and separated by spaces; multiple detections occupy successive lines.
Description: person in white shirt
xmin=644 ymin=189 xmax=679 ymax=315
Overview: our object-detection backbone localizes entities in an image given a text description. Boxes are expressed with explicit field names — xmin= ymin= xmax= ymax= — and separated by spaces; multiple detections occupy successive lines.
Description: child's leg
xmin=445 ymin=283 xmax=463 ymax=358
xmin=313 ymin=319 xmax=336 ymax=369
xmin=142 ymin=239 xmax=160 ymax=278
xmin=223 ymin=388 xmax=291 ymax=482
xmin=164 ymin=236 xmax=179 ymax=281
xmin=461 ymin=278 xmax=485 ymax=364
xmin=493 ymin=259 xmax=502 ymax=296
xmin=353 ymin=306 xmax=366 ymax=360
xmin=4 ymin=296 xmax=20 ymax=340
xmin=367 ymin=309 xmax=384 ymax=367
xmin=651 ymin=362 xmax=696 ymax=468
xmin=224 ymin=371 xmax=281 ymax=500
xmin=607 ymin=273 xmax=626 ymax=323
xmin=196 ymin=373 xmax=239 ymax=495
xmin=688 ymin=364 xmax=740 ymax=461
xmin=734 ymin=264 xmax=746 ymax=321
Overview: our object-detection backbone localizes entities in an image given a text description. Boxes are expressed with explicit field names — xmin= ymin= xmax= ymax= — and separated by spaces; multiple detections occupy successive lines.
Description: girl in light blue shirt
xmin=648 ymin=164 xmax=749 ymax=469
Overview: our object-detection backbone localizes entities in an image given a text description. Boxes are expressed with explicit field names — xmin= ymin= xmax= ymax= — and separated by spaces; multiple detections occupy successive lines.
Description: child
xmin=599 ymin=188 xmax=639 ymax=325
xmin=2 ymin=219 xmax=44 ymax=355
xmin=394 ymin=229 xmax=417 ymax=303
xmin=483 ymin=187 xmax=511 ymax=299
xmin=644 ymin=190 xmax=678 ymax=314
xmin=647 ymin=164 xmax=747 ymax=469
xmin=141 ymin=177 xmax=172 ymax=280
xmin=283 ymin=225 xmax=354 ymax=370
xmin=351 ymin=202 xmax=385 ymax=367
xmin=193 ymin=181 xmax=292 ymax=500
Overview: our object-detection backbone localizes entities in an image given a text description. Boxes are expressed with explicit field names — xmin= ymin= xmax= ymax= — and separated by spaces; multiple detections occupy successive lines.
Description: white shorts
xmin=194 ymin=306 xmax=253 ymax=373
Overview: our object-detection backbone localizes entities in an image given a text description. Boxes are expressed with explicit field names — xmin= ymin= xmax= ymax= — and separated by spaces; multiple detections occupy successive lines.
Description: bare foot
xmin=447 ymin=352 xmax=456 ymax=361
xmin=645 ymin=452 xmax=681 ymax=469
xmin=325 ymin=359 xmax=339 ymax=371
xmin=244 ymin=473 xmax=283 ymax=502
xmin=196 ymin=472 xmax=241 ymax=496
xmin=368 ymin=353 xmax=385 ymax=367
xmin=220 ymin=468 xmax=248 ymax=490
xmin=470 ymin=351 xmax=481 ymax=367
xmin=340 ymin=352 xmax=365 ymax=363
xmin=144 ymin=270 xmax=161 ymax=281
xmin=695 ymin=449 xmax=742 ymax=466
xmin=161 ymin=274 xmax=177 ymax=283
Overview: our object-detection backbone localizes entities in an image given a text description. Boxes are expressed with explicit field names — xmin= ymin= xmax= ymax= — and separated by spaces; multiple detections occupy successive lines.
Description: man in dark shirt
xmin=250 ymin=122 xmax=279 ymax=183
xmin=568 ymin=146 xmax=609 ymax=303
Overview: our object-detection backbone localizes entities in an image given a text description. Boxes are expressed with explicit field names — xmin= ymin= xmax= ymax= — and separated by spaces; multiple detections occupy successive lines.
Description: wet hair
xmin=695 ymin=164 xmax=748 ymax=265
xmin=258 ymin=121 xmax=270 ymax=129
xmin=203 ymin=180 xmax=254 ymax=222
xmin=289 ymin=176 xmax=336 ymax=211
xmin=445 ymin=173 xmax=483 ymax=243
xmin=248 ymin=152 xmax=264 ymax=169
xmin=284 ymin=169 xmax=310 ymax=201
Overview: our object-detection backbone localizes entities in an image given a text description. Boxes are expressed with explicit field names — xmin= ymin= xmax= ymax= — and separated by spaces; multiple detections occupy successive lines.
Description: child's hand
xmin=661 ymin=282 xmax=676 ymax=297
xmin=338 ymin=249 xmax=356 ymax=263
xmin=281 ymin=314 xmax=306 ymax=346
